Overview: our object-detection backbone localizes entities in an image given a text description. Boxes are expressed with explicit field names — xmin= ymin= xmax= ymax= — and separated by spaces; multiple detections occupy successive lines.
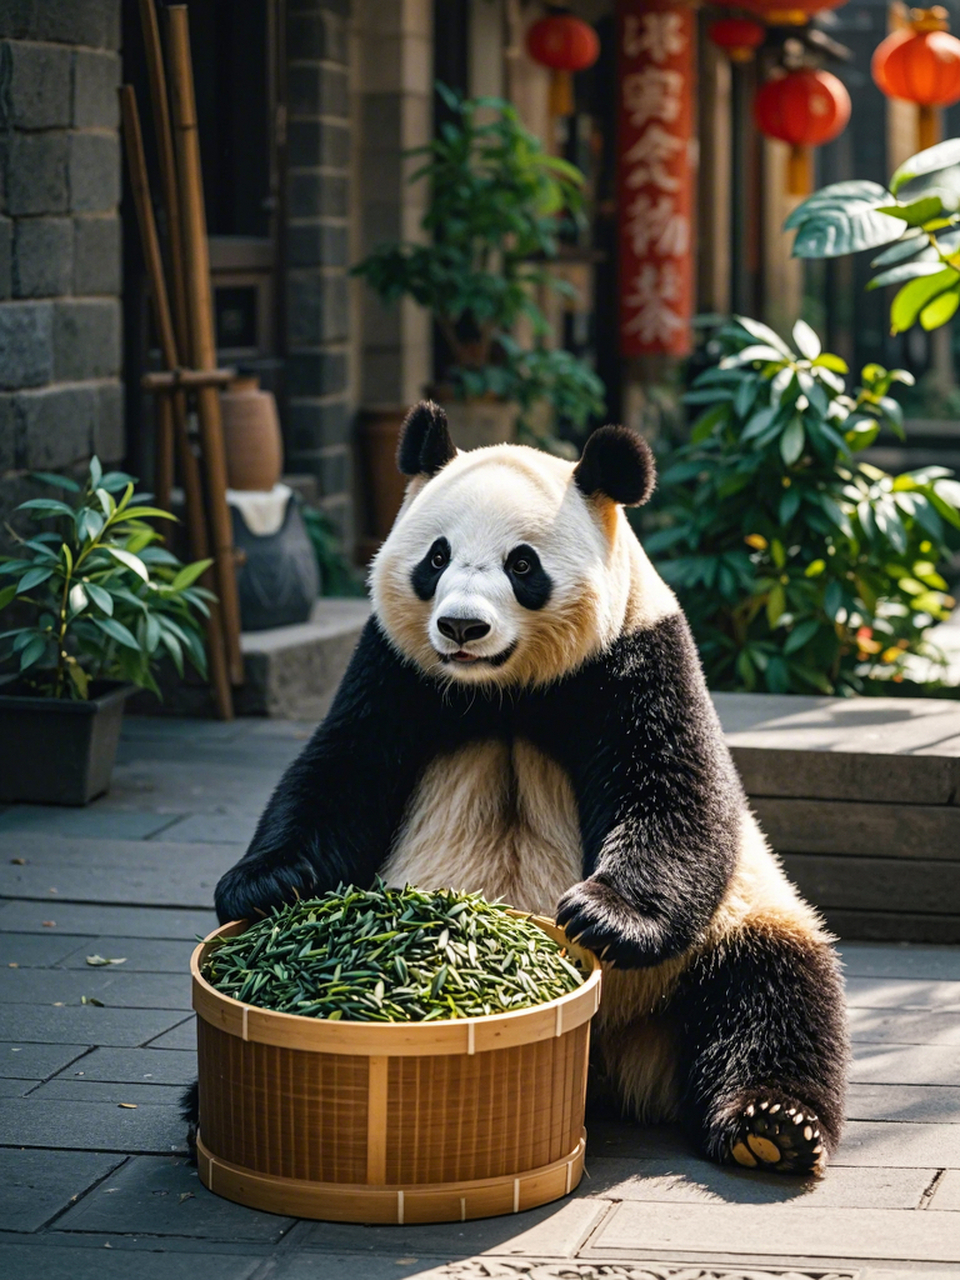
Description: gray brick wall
xmin=0 ymin=1 xmax=123 ymax=498
xmin=285 ymin=0 xmax=352 ymax=544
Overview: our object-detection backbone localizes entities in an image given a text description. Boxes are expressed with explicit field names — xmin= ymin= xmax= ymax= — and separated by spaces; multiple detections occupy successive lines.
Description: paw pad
xmin=729 ymin=1098 xmax=825 ymax=1175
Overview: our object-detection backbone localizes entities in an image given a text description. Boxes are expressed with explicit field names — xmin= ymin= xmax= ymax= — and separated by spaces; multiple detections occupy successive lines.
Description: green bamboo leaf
xmin=170 ymin=559 xmax=213 ymax=592
xmin=84 ymin=582 xmax=113 ymax=614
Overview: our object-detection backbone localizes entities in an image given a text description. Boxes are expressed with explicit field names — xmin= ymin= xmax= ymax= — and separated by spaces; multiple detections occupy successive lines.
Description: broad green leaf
xmin=19 ymin=635 xmax=47 ymax=671
xmin=89 ymin=455 xmax=103 ymax=488
xmin=106 ymin=547 xmax=149 ymax=583
xmin=731 ymin=315 xmax=794 ymax=356
xmin=779 ymin=486 xmax=801 ymax=524
xmin=733 ymin=377 xmax=756 ymax=419
xmin=780 ymin=417 xmax=805 ymax=465
xmin=31 ymin=470 xmax=81 ymax=492
xmin=805 ymin=559 xmax=826 ymax=577
xmin=15 ymin=498 xmax=76 ymax=518
xmin=68 ymin=583 xmax=88 ymax=616
xmin=820 ymin=495 xmax=852 ymax=536
xmin=867 ymin=259 xmax=944 ymax=291
xmin=890 ymin=268 xmax=959 ymax=333
xmin=766 ymin=583 xmax=786 ymax=628
xmin=824 ymin=580 xmax=843 ymax=619
xmin=788 ymin=186 xmax=904 ymax=258
xmin=920 ymin=284 xmax=960 ymax=330
xmin=784 ymin=180 xmax=891 ymax=229
xmin=690 ymin=403 xmax=728 ymax=443
xmin=67 ymin=661 xmax=89 ymax=699
xmin=17 ymin=566 xmax=54 ymax=593
xmin=891 ymin=139 xmax=960 ymax=195
xmin=792 ymin=319 xmax=821 ymax=360
xmin=770 ymin=538 xmax=787 ymax=569
xmin=740 ymin=407 xmax=777 ymax=443
xmin=0 ymin=584 xmax=17 ymax=611
xmin=170 ymin=559 xmax=213 ymax=592
xmin=119 ymin=506 xmax=175 ymax=522
xmin=84 ymin=582 xmax=113 ymax=614
xmin=93 ymin=616 xmax=141 ymax=650
xmin=876 ymin=195 xmax=946 ymax=227
xmin=870 ymin=229 xmax=927 ymax=266
xmin=784 ymin=618 xmax=820 ymax=654
xmin=811 ymin=353 xmax=849 ymax=373
xmin=719 ymin=344 xmax=785 ymax=368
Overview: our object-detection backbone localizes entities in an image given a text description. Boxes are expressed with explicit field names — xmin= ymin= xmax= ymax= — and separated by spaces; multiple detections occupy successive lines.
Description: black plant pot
xmin=0 ymin=682 xmax=133 ymax=806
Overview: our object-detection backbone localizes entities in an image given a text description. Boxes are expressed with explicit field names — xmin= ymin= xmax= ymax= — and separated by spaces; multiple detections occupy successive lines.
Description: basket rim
xmin=191 ymin=909 xmax=601 ymax=1055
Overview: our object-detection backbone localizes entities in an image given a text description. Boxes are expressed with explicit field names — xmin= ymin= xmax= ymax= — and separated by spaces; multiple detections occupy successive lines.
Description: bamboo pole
xmin=138 ymin=0 xmax=190 ymax=357
xmin=165 ymin=5 xmax=244 ymax=686
xmin=119 ymin=85 xmax=234 ymax=720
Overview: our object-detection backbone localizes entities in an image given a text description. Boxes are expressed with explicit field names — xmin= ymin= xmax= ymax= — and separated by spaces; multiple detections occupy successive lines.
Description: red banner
xmin=617 ymin=0 xmax=696 ymax=357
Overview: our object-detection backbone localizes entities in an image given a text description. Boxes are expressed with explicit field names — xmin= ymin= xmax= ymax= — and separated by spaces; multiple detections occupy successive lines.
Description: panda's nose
xmin=438 ymin=617 xmax=491 ymax=645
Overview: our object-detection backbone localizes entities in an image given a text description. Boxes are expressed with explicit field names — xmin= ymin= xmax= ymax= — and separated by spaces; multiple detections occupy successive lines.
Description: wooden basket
xmin=192 ymin=914 xmax=601 ymax=1223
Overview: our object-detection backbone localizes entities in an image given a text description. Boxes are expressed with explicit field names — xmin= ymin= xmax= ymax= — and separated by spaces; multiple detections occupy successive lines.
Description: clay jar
xmin=221 ymin=376 xmax=283 ymax=492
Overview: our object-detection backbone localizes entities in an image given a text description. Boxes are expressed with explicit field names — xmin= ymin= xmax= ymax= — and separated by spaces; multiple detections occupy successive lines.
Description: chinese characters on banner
xmin=617 ymin=0 xmax=696 ymax=357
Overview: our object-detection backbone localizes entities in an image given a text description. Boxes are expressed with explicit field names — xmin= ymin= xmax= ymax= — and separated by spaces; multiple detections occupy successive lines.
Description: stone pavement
xmin=0 ymin=715 xmax=958 ymax=1279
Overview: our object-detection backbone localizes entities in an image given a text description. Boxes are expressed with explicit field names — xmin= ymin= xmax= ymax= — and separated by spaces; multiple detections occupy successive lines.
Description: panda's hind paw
xmin=727 ymin=1093 xmax=826 ymax=1177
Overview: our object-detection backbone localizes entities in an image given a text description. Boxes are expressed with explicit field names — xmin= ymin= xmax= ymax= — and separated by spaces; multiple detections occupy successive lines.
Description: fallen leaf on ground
xmin=118 ymin=1103 xmax=138 ymax=1109
xmin=179 ymin=1192 xmax=195 ymax=1203
xmin=85 ymin=955 xmax=126 ymax=966
xmin=10 ymin=857 xmax=25 ymax=865
xmin=42 ymin=921 xmax=55 ymax=927
xmin=81 ymin=996 xmax=104 ymax=1006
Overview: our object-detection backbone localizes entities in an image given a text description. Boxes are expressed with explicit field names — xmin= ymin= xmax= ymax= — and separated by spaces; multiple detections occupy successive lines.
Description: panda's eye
xmin=430 ymin=547 xmax=449 ymax=570
xmin=512 ymin=558 xmax=531 ymax=575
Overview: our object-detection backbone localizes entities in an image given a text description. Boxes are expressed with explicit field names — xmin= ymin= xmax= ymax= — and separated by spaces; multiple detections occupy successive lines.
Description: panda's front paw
xmin=214 ymin=855 xmax=319 ymax=925
xmin=556 ymin=879 xmax=663 ymax=968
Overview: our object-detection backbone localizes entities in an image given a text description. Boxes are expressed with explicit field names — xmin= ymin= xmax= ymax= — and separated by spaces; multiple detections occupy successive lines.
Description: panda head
xmin=369 ymin=400 xmax=675 ymax=688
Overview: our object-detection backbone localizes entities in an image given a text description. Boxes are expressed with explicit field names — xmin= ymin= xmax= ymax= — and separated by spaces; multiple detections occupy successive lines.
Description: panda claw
xmin=725 ymin=1095 xmax=827 ymax=1177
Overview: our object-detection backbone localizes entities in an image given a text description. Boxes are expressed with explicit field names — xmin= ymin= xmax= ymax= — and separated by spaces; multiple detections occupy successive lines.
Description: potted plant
xmin=645 ymin=316 xmax=960 ymax=696
xmin=0 ymin=458 xmax=214 ymax=804
xmin=351 ymin=84 xmax=605 ymax=534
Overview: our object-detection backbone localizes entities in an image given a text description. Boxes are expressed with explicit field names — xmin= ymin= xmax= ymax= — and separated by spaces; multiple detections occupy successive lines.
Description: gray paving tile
xmin=53 ymin=1154 xmax=296 ymax=1241
xmin=0 ymin=1042 xmax=90 ymax=1080
xmin=0 ymin=932 xmax=95 ymax=967
xmin=59 ymin=937 xmax=195 ymax=973
xmin=836 ymin=1119 xmax=960 ymax=1168
xmin=154 ymin=813 xmax=256 ymax=845
xmin=0 ymin=1005 xmax=190 ymax=1047
xmin=102 ymin=761 xmax=278 ymax=815
xmin=0 ymin=1241 xmax=261 ymax=1280
xmin=59 ymin=1047 xmax=196 ymax=1086
xmin=851 ymin=1043 xmax=960 ymax=1086
xmin=300 ymin=1197 xmax=608 ymax=1258
xmin=576 ymin=1157 xmax=934 ymax=1209
xmin=839 ymin=943 xmax=960 ymax=981
xmin=847 ymin=1083 xmax=960 ymax=1123
xmin=845 ymin=977 xmax=960 ymax=1009
xmin=0 ymin=1098 xmax=188 ymax=1153
xmin=0 ymin=1149 xmax=124 ymax=1232
xmin=929 ymin=1167 xmax=960 ymax=1210
xmin=0 ymin=807 xmax=177 ymax=841
xmin=28 ymin=1079 xmax=186 ymax=1105
xmin=585 ymin=1199 xmax=960 ymax=1264
xmin=0 ymin=851 xmax=228 ymax=908
xmin=849 ymin=1007 xmax=960 ymax=1046
xmin=0 ymin=967 xmax=191 ymax=1009
xmin=0 ymin=1076 xmax=35 ymax=1096
xmin=0 ymin=902 xmax=217 ymax=939
xmin=270 ymin=1258 xmax=456 ymax=1280
xmin=145 ymin=1018 xmax=196 ymax=1051
xmin=121 ymin=716 xmax=250 ymax=743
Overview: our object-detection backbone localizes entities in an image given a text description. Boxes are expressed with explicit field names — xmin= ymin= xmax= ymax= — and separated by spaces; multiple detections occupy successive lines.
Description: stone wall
xmin=285 ymin=0 xmax=353 ymax=544
xmin=0 ymin=0 xmax=123 ymax=506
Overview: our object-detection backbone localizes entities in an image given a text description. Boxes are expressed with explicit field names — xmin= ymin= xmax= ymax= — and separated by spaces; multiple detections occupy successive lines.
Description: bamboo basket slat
xmin=193 ymin=914 xmax=601 ymax=1223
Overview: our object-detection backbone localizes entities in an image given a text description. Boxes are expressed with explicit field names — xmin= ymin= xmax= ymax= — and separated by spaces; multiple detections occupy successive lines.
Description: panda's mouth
xmin=437 ymin=642 xmax=517 ymax=669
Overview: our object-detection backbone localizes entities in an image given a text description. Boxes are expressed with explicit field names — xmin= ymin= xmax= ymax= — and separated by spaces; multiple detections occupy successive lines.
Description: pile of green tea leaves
xmin=201 ymin=882 xmax=585 ymax=1022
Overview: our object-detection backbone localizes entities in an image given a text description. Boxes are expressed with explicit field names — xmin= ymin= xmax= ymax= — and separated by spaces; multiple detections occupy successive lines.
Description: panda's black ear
xmin=396 ymin=400 xmax=457 ymax=477
xmin=573 ymin=425 xmax=656 ymax=507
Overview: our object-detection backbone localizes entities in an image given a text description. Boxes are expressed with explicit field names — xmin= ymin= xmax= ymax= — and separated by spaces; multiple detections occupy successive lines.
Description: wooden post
xmin=119 ymin=85 xmax=234 ymax=720
xmin=137 ymin=0 xmax=191 ymax=358
xmin=166 ymin=4 xmax=244 ymax=687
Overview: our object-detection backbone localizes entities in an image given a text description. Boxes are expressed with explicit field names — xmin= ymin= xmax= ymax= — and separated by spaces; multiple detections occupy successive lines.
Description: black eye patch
xmin=411 ymin=537 xmax=451 ymax=601
xmin=505 ymin=544 xmax=551 ymax=611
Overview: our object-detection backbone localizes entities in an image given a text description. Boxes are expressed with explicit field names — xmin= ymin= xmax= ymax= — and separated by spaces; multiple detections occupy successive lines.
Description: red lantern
xmin=754 ymin=67 xmax=852 ymax=194
xmin=526 ymin=13 xmax=601 ymax=115
xmin=718 ymin=0 xmax=847 ymax=27
xmin=709 ymin=17 xmax=766 ymax=62
xmin=872 ymin=8 xmax=960 ymax=151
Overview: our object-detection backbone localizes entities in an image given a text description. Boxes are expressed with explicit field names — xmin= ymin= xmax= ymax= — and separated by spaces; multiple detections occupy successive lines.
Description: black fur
xmin=411 ymin=537 xmax=450 ymax=601
xmin=505 ymin=544 xmax=552 ymax=611
xmin=574 ymin=425 xmax=656 ymax=507
xmin=397 ymin=400 xmax=456 ymax=476
xmin=672 ymin=926 xmax=849 ymax=1166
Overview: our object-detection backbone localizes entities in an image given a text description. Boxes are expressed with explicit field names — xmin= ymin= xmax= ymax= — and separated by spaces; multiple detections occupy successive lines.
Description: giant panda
xmin=206 ymin=401 xmax=849 ymax=1176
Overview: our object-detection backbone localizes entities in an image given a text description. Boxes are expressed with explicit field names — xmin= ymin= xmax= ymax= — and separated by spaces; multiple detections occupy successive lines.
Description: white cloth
xmin=225 ymin=483 xmax=293 ymax=537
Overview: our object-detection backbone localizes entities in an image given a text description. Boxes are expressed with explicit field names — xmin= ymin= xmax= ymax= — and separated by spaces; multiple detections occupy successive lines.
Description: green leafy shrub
xmin=646 ymin=317 xmax=960 ymax=695
xmin=351 ymin=84 xmax=605 ymax=450
xmin=0 ymin=459 xmax=213 ymax=699
xmin=787 ymin=139 xmax=960 ymax=333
